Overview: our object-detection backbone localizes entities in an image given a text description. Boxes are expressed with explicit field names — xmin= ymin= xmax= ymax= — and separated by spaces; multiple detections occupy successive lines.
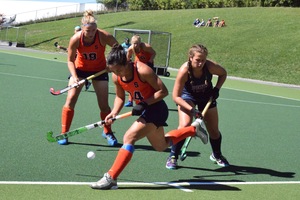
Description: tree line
xmin=97 ymin=0 xmax=300 ymax=10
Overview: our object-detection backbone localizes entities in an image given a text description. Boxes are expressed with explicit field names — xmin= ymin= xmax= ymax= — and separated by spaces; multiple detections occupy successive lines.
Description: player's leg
xmin=59 ymin=77 xmax=83 ymax=145
xmin=165 ymin=106 xmax=191 ymax=169
xmin=93 ymin=75 xmax=117 ymax=146
xmin=204 ymin=107 xmax=229 ymax=167
xmin=84 ymin=80 xmax=92 ymax=91
xmin=124 ymin=94 xmax=133 ymax=107
xmin=166 ymin=101 xmax=194 ymax=169
xmin=91 ymin=118 xmax=153 ymax=190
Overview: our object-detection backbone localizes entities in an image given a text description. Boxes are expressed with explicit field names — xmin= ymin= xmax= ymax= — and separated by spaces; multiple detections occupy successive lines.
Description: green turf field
xmin=0 ymin=48 xmax=300 ymax=199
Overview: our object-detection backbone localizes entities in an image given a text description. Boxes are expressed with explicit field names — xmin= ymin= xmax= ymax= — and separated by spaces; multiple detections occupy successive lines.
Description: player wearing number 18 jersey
xmin=57 ymin=10 xmax=118 ymax=146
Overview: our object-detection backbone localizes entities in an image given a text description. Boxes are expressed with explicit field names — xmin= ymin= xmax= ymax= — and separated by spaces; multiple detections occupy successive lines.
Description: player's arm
xmin=110 ymin=73 xmax=126 ymax=116
xmin=126 ymin=46 xmax=133 ymax=61
xmin=99 ymin=29 xmax=118 ymax=47
xmin=143 ymin=43 xmax=156 ymax=63
xmin=207 ymin=59 xmax=227 ymax=89
xmin=67 ymin=35 xmax=80 ymax=82
xmin=172 ymin=63 xmax=193 ymax=111
xmin=138 ymin=62 xmax=168 ymax=105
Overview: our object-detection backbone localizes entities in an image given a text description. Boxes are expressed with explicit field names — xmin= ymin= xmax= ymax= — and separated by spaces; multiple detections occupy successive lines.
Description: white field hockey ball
xmin=87 ymin=151 xmax=95 ymax=159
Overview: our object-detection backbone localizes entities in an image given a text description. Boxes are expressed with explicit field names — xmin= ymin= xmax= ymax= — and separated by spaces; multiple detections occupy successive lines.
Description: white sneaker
xmin=191 ymin=118 xmax=208 ymax=144
xmin=90 ymin=173 xmax=118 ymax=190
xmin=210 ymin=153 xmax=230 ymax=167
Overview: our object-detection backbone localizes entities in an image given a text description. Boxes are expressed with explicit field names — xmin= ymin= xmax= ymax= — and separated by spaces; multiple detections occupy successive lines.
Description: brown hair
xmin=187 ymin=44 xmax=208 ymax=85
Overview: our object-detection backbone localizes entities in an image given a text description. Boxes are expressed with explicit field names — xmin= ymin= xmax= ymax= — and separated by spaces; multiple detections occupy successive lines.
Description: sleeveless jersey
xmin=118 ymin=62 xmax=156 ymax=104
xmin=182 ymin=63 xmax=213 ymax=101
xmin=134 ymin=47 xmax=152 ymax=64
xmin=75 ymin=31 xmax=106 ymax=72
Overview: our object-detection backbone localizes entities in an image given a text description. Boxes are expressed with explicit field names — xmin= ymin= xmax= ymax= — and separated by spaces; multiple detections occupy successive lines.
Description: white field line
xmin=221 ymin=87 xmax=300 ymax=102
xmin=1 ymin=72 xmax=300 ymax=104
xmin=1 ymin=181 xmax=299 ymax=193
xmin=221 ymin=97 xmax=300 ymax=108
xmin=0 ymin=72 xmax=116 ymax=88
xmin=1 ymin=181 xmax=299 ymax=185
xmin=0 ymin=72 xmax=66 ymax=83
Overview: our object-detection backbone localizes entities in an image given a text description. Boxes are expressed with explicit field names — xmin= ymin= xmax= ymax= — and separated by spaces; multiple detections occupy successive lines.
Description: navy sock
xmin=209 ymin=133 xmax=222 ymax=158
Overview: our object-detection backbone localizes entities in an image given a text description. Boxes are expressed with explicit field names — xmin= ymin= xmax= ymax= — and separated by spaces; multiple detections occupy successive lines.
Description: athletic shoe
xmin=124 ymin=101 xmax=133 ymax=107
xmin=85 ymin=81 xmax=92 ymax=91
xmin=102 ymin=132 xmax=118 ymax=146
xmin=191 ymin=118 xmax=208 ymax=144
xmin=165 ymin=156 xmax=178 ymax=170
xmin=57 ymin=138 xmax=68 ymax=145
xmin=91 ymin=173 xmax=118 ymax=190
xmin=210 ymin=153 xmax=230 ymax=167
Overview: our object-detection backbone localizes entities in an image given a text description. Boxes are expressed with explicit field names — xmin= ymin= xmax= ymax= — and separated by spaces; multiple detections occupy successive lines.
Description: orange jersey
xmin=75 ymin=31 xmax=106 ymax=72
xmin=118 ymin=62 xmax=156 ymax=104
xmin=134 ymin=48 xmax=153 ymax=64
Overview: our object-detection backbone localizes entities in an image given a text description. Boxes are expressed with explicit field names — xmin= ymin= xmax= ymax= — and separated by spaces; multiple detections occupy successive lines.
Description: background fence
xmin=7 ymin=3 xmax=106 ymax=25
xmin=0 ymin=1 xmax=106 ymax=47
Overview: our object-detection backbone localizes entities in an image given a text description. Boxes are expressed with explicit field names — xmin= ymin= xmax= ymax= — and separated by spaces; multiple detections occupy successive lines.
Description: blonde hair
xmin=131 ymin=35 xmax=141 ymax=43
xmin=81 ymin=9 xmax=97 ymax=26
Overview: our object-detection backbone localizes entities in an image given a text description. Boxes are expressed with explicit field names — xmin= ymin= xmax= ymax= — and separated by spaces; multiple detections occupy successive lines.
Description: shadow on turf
xmin=68 ymin=141 xmax=161 ymax=151
xmin=178 ymin=164 xmax=295 ymax=178
xmin=216 ymin=165 xmax=295 ymax=178
xmin=116 ymin=184 xmax=240 ymax=191
xmin=26 ymin=36 xmax=66 ymax=48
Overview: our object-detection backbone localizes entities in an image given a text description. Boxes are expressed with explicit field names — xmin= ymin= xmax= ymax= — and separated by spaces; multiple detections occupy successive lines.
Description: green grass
xmin=16 ymin=7 xmax=300 ymax=85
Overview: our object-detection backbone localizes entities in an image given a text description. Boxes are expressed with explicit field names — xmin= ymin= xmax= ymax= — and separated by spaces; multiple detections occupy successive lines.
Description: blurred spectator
xmin=205 ymin=18 xmax=212 ymax=27
xmin=219 ymin=19 xmax=226 ymax=27
xmin=213 ymin=19 xmax=220 ymax=27
xmin=121 ymin=37 xmax=131 ymax=54
xmin=193 ymin=18 xmax=200 ymax=27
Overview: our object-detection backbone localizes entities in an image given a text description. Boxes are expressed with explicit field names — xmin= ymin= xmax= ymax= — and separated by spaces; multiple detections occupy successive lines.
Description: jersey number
xmin=133 ymin=91 xmax=144 ymax=101
xmin=83 ymin=53 xmax=97 ymax=60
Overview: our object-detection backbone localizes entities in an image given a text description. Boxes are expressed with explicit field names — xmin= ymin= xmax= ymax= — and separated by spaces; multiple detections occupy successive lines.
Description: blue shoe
xmin=124 ymin=101 xmax=133 ymax=107
xmin=57 ymin=138 xmax=68 ymax=145
xmin=102 ymin=132 xmax=107 ymax=139
xmin=102 ymin=132 xmax=118 ymax=146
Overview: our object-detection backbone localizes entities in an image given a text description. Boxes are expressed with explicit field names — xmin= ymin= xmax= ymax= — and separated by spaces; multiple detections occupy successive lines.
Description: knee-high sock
xmin=101 ymin=111 xmax=112 ymax=133
xmin=61 ymin=107 xmax=74 ymax=134
xmin=108 ymin=144 xmax=134 ymax=180
xmin=169 ymin=139 xmax=185 ymax=159
xmin=165 ymin=126 xmax=195 ymax=146
xmin=210 ymin=133 xmax=222 ymax=158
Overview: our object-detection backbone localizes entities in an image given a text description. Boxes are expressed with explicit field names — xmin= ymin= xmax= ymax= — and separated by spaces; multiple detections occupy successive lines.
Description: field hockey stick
xmin=46 ymin=111 xmax=132 ymax=142
xmin=180 ymin=98 xmax=213 ymax=161
xmin=50 ymin=69 xmax=107 ymax=95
